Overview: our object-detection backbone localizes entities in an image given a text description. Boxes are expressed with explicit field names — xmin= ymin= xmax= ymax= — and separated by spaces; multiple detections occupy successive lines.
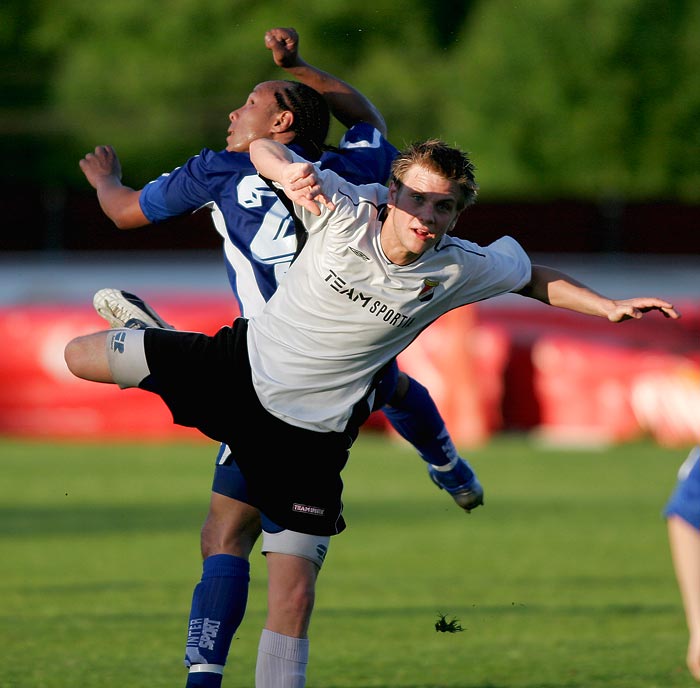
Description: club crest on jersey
xmin=418 ymin=278 xmax=440 ymax=302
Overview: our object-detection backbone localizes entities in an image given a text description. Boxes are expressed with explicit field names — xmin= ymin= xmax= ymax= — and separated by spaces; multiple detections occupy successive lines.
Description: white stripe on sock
xmin=188 ymin=664 xmax=224 ymax=675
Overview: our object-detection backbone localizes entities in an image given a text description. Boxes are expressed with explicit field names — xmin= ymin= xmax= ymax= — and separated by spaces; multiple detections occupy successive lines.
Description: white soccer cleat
xmin=93 ymin=288 xmax=174 ymax=330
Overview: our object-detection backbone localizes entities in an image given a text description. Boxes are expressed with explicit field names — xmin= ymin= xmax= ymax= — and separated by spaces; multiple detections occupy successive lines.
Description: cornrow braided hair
xmin=391 ymin=139 xmax=479 ymax=209
xmin=274 ymin=80 xmax=332 ymax=161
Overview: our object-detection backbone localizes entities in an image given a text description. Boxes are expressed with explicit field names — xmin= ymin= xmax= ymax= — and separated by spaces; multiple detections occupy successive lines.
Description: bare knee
xmin=64 ymin=333 xmax=113 ymax=382
xmin=63 ymin=336 xmax=87 ymax=376
xmin=278 ymin=572 xmax=315 ymax=619
xmin=265 ymin=553 xmax=318 ymax=636
xmin=201 ymin=493 xmax=261 ymax=559
xmin=386 ymin=370 xmax=410 ymax=406
xmin=273 ymin=582 xmax=315 ymax=636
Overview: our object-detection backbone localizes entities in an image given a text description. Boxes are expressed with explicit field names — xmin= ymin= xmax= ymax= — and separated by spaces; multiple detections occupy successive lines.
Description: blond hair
xmin=391 ymin=139 xmax=479 ymax=209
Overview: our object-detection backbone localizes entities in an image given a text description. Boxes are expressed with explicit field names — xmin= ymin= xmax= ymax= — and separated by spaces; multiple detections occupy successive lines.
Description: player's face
xmin=226 ymin=82 xmax=285 ymax=153
xmin=383 ymin=165 xmax=462 ymax=265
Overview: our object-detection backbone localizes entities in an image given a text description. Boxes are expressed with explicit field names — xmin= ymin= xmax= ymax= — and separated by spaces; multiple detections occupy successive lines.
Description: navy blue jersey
xmin=139 ymin=123 xmax=398 ymax=317
xmin=665 ymin=447 xmax=700 ymax=529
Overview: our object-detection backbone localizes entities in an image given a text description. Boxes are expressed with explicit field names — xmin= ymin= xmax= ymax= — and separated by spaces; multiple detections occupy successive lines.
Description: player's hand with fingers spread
xmin=79 ymin=145 xmax=122 ymax=189
xmin=265 ymin=27 xmax=300 ymax=68
xmin=605 ymin=297 xmax=681 ymax=322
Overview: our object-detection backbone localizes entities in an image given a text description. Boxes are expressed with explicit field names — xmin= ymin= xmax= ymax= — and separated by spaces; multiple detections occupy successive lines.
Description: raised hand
xmin=280 ymin=161 xmax=335 ymax=217
xmin=79 ymin=145 xmax=122 ymax=190
xmin=265 ymin=27 xmax=301 ymax=69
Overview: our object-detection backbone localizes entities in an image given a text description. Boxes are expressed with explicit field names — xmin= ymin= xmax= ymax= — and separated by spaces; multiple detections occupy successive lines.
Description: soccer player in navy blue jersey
xmin=78 ymin=28 xmax=481 ymax=688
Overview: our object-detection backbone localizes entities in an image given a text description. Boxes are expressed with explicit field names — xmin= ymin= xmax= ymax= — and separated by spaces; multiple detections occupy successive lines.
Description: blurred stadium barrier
xmin=1 ymin=296 xmax=698 ymax=447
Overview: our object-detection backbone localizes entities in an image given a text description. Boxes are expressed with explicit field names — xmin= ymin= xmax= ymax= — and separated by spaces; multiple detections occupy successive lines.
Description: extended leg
xmin=382 ymin=372 xmax=484 ymax=511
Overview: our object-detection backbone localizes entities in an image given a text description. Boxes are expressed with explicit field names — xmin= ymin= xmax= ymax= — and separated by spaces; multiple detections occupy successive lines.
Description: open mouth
xmin=412 ymin=226 xmax=432 ymax=240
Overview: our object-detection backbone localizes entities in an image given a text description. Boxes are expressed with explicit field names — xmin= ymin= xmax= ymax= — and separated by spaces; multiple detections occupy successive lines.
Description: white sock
xmin=255 ymin=629 xmax=309 ymax=688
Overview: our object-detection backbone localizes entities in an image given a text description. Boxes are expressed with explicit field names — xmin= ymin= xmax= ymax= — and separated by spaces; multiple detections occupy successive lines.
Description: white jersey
xmin=247 ymin=159 xmax=532 ymax=432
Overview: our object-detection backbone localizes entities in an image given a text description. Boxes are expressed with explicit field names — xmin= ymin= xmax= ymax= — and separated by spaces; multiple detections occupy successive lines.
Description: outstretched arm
xmin=79 ymin=145 xmax=149 ymax=229
xmin=265 ymin=27 xmax=387 ymax=136
xmin=517 ymin=265 xmax=681 ymax=322
xmin=249 ymin=139 xmax=335 ymax=217
xmin=668 ymin=515 xmax=700 ymax=682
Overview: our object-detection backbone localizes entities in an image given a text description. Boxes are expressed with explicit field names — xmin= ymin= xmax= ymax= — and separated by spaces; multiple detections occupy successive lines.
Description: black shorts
xmin=210 ymin=356 xmax=400 ymax=527
xmin=140 ymin=318 xmax=362 ymax=536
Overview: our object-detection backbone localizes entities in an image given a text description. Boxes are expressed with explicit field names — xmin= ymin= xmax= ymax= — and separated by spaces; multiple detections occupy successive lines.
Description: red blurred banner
xmin=1 ymin=298 xmax=698 ymax=447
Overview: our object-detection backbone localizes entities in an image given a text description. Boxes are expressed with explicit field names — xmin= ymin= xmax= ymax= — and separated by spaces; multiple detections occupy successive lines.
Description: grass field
xmin=1 ymin=433 xmax=695 ymax=688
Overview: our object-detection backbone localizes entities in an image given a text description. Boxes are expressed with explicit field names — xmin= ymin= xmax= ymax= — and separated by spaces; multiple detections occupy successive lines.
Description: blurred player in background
xmin=665 ymin=446 xmax=700 ymax=682
xmin=79 ymin=27 xmax=482 ymax=688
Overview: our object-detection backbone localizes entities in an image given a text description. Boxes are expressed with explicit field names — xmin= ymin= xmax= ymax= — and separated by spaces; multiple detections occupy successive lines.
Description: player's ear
xmin=273 ymin=110 xmax=294 ymax=133
xmin=387 ymin=180 xmax=399 ymax=208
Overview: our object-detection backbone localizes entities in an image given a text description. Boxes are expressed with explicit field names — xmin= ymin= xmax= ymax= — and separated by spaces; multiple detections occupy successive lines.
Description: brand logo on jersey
xmin=418 ymin=278 xmax=440 ymax=302
xmin=293 ymin=503 xmax=325 ymax=516
xmin=348 ymin=246 xmax=371 ymax=261
xmin=325 ymin=269 xmax=416 ymax=329
xmin=109 ymin=330 xmax=127 ymax=354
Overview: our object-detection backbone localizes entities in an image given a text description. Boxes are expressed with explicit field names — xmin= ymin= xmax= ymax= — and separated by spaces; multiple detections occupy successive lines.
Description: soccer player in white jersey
xmin=65 ymin=137 xmax=680 ymax=680
xmin=78 ymin=28 xmax=481 ymax=688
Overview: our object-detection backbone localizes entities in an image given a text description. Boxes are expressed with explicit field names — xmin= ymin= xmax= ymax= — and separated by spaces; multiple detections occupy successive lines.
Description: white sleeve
xmin=272 ymin=152 xmax=345 ymax=235
xmin=486 ymin=236 xmax=532 ymax=293
xmin=277 ymin=153 xmax=383 ymax=238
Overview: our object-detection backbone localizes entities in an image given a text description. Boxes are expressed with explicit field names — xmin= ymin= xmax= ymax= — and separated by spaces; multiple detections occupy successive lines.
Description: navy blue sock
xmin=382 ymin=377 xmax=465 ymax=469
xmin=184 ymin=554 xmax=251 ymax=688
